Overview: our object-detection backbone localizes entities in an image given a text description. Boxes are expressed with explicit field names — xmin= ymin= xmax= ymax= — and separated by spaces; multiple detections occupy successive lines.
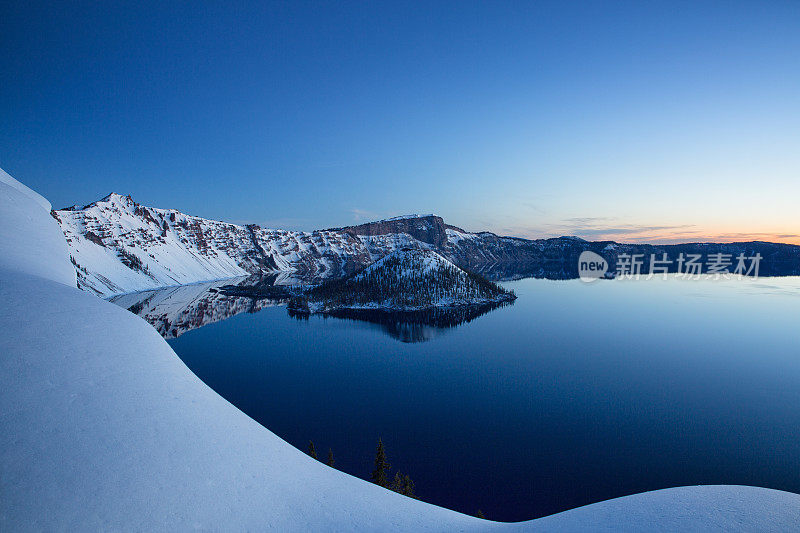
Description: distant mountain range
xmin=53 ymin=193 xmax=800 ymax=296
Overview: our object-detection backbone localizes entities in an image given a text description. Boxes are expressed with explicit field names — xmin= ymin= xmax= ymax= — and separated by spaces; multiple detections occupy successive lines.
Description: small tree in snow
xmin=371 ymin=438 xmax=390 ymax=487
xmin=307 ymin=440 xmax=317 ymax=460
xmin=390 ymin=472 xmax=417 ymax=499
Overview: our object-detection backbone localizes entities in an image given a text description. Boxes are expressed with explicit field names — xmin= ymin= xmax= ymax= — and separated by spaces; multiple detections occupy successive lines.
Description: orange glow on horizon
xmin=583 ymin=230 xmax=800 ymax=246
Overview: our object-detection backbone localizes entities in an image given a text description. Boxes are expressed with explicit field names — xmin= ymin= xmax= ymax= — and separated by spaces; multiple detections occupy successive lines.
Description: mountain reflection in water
xmin=105 ymin=256 xmax=793 ymax=341
xmin=107 ymin=277 xmax=282 ymax=339
xmin=109 ymin=276 xmax=510 ymax=342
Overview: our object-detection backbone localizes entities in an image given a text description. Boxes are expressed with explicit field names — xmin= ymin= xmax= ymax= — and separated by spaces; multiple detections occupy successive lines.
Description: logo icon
xmin=578 ymin=251 xmax=608 ymax=282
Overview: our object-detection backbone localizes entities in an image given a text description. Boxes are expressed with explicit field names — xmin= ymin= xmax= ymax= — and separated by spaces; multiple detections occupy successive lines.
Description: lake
xmin=112 ymin=275 xmax=800 ymax=521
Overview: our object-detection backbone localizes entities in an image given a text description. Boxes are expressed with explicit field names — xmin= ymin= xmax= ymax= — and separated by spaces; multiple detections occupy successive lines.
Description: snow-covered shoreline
xmin=2 ymin=168 xmax=799 ymax=531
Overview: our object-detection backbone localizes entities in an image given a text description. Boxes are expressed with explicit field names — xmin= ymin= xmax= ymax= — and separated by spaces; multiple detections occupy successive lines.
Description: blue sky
xmin=2 ymin=1 xmax=799 ymax=242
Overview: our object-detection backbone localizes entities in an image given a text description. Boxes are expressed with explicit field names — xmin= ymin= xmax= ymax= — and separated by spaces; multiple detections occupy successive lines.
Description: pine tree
xmin=389 ymin=472 xmax=417 ymax=499
xmin=399 ymin=474 xmax=416 ymax=498
xmin=476 ymin=509 xmax=486 ymax=519
xmin=371 ymin=438 xmax=390 ymax=487
xmin=307 ymin=440 xmax=317 ymax=460
xmin=327 ymin=448 xmax=335 ymax=467
xmin=390 ymin=472 xmax=403 ymax=492
xmin=390 ymin=472 xmax=417 ymax=498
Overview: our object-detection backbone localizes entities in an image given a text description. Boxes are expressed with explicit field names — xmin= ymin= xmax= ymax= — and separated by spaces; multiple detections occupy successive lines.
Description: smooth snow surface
xmin=0 ymin=167 xmax=52 ymax=211
xmin=0 ymin=169 xmax=76 ymax=288
xmin=2 ymin=167 xmax=799 ymax=531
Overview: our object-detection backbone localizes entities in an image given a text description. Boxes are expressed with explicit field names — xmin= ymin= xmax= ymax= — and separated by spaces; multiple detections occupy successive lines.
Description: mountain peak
xmin=78 ymin=192 xmax=136 ymax=211
xmin=100 ymin=192 xmax=133 ymax=203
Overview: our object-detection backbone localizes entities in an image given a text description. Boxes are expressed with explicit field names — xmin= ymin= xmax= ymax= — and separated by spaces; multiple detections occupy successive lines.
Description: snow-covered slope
xmin=0 ymin=169 xmax=76 ymax=287
xmin=55 ymin=193 xmax=255 ymax=295
xmin=4 ymin=168 xmax=800 ymax=530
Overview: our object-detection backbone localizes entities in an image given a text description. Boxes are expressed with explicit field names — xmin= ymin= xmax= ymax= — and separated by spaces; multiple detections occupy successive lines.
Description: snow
xmin=0 ymin=271 xmax=484 ymax=531
xmin=0 ymin=167 xmax=52 ymax=211
xmin=356 ymin=247 xmax=455 ymax=278
xmin=524 ymin=485 xmax=800 ymax=532
xmin=386 ymin=213 xmax=439 ymax=221
xmin=57 ymin=194 xmax=251 ymax=295
xmin=446 ymin=227 xmax=478 ymax=244
xmin=0 ymin=169 xmax=76 ymax=288
xmin=3 ymin=167 xmax=800 ymax=530
xmin=339 ymin=248 xmax=507 ymax=311
xmin=58 ymin=195 xmax=443 ymax=296
xmin=358 ymin=232 xmax=430 ymax=261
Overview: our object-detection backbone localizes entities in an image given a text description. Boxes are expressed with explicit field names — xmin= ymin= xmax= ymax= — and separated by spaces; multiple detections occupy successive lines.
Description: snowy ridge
xmin=0 ymin=167 xmax=52 ymax=211
xmin=3 ymin=168 xmax=800 ymax=529
xmin=0 ymin=169 xmax=76 ymax=287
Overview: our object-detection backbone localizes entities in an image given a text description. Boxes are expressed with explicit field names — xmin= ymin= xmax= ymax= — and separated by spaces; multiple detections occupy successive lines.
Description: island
xmin=287 ymin=248 xmax=516 ymax=315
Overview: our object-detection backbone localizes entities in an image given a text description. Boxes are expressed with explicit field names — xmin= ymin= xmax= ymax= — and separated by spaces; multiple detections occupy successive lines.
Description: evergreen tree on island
xmin=371 ymin=438 xmax=390 ymax=487
xmin=327 ymin=448 xmax=335 ymax=467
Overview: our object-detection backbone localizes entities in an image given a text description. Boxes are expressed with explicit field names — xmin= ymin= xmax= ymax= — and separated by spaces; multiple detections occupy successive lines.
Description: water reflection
xmin=289 ymin=302 xmax=512 ymax=343
xmin=110 ymin=255 xmax=794 ymax=341
xmin=107 ymin=277 xmax=285 ymax=339
xmin=109 ymin=277 xmax=510 ymax=342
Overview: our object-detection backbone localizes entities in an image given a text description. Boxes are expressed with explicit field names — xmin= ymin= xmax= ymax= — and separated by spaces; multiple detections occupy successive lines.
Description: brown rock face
xmin=334 ymin=215 xmax=455 ymax=249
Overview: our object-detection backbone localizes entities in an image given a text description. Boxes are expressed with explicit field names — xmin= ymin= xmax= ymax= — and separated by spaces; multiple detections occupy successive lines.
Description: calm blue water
xmin=166 ymin=276 xmax=800 ymax=521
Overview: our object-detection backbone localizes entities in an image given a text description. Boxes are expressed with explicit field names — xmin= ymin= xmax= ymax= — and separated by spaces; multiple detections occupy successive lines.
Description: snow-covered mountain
xmin=55 ymin=193 xmax=800 ymax=296
xmin=289 ymin=248 xmax=516 ymax=313
xmin=55 ymin=193 xmax=372 ymax=296
xmin=53 ymin=194 xmax=508 ymax=296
